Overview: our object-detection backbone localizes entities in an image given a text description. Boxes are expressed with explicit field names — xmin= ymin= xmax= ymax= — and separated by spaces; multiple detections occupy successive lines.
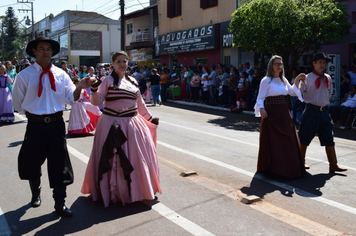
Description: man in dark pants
xmin=12 ymin=37 xmax=96 ymax=217
xmin=299 ymin=52 xmax=347 ymax=173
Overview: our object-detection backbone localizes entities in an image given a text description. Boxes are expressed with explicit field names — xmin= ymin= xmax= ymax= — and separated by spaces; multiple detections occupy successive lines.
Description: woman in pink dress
xmin=68 ymin=78 xmax=102 ymax=135
xmin=0 ymin=65 xmax=14 ymax=122
xmin=81 ymin=51 xmax=161 ymax=207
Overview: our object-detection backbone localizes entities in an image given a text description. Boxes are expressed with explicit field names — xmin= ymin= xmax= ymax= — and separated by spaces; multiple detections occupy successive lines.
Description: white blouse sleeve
xmin=287 ymin=82 xmax=304 ymax=102
xmin=254 ymin=77 xmax=270 ymax=117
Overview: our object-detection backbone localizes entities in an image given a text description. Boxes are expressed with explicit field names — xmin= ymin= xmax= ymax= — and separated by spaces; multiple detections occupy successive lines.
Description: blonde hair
xmin=266 ymin=55 xmax=287 ymax=85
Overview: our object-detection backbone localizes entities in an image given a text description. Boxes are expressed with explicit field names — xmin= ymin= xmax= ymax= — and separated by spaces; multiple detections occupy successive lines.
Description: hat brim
xmin=26 ymin=38 xmax=60 ymax=58
xmin=309 ymin=58 xmax=332 ymax=63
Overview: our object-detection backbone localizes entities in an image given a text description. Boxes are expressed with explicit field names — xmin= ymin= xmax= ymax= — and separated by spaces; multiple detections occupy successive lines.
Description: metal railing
xmin=131 ymin=31 xmax=150 ymax=42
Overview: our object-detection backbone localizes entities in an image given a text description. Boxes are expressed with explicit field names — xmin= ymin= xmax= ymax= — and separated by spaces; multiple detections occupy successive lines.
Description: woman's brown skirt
xmin=257 ymin=96 xmax=305 ymax=177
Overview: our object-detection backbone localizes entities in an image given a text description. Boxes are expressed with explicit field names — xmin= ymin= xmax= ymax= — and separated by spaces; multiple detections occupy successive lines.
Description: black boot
xmin=29 ymin=179 xmax=41 ymax=208
xmin=53 ymin=187 xmax=72 ymax=217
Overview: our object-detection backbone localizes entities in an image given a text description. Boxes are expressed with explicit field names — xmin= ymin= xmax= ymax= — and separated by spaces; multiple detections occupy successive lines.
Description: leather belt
xmin=307 ymin=103 xmax=328 ymax=112
xmin=26 ymin=111 xmax=63 ymax=123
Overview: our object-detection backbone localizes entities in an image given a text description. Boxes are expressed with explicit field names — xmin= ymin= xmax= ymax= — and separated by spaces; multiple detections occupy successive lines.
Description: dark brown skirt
xmin=257 ymin=96 xmax=305 ymax=177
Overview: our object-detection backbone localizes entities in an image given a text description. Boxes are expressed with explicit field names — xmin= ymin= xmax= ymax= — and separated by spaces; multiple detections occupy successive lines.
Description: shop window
xmin=194 ymin=58 xmax=208 ymax=65
xmin=167 ymin=0 xmax=182 ymax=18
xmin=127 ymin=23 xmax=133 ymax=35
xmin=201 ymin=0 xmax=218 ymax=9
xmin=70 ymin=32 xmax=100 ymax=50
xmin=60 ymin=33 xmax=68 ymax=51
xmin=353 ymin=12 xmax=356 ymax=24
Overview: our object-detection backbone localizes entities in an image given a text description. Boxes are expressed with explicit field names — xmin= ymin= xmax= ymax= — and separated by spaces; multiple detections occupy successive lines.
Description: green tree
xmin=3 ymin=7 xmax=22 ymax=61
xmin=230 ymin=0 xmax=352 ymax=78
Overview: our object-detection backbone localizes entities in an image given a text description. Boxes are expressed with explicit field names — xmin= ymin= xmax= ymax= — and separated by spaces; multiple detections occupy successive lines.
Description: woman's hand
xmin=294 ymin=73 xmax=306 ymax=87
xmin=260 ymin=108 xmax=268 ymax=119
xmin=151 ymin=117 xmax=159 ymax=125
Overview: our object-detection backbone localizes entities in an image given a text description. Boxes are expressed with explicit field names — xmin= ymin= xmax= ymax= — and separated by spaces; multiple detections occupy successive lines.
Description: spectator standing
xmin=147 ymin=68 xmax=161 ymax=106
xmin=5 ymin=61 xmax=17 ymax=94
xmin=209 ymin=65 xmax=218 ymax=105
xmin=227 ymin=66 xmax=239 ymax=108
xmin=78 ymin=65 xmax=89 ymax=79
xmin=0 ymin=65 xmax=14 ymax=122
xmin=220 ymin=66 xmax=230 ymax=106
xmin=61 ymin=61 xmax=73 ymax=80
xmin=340 ymin=65 xmax=350 ymax=100
xmin=236 ymin=71 xmax=250 ymax=102
xmin=348 ymin=63 xmax=356 ymax=86
xmin=186 ymin=66 xmax=194 ymax=102
xmin=190 ymin=70 xmax=201 ymax=102
xmin=254 ymin=55 xmax=305 ymax=178
xmin=160 ymin=68 xmax=168 ymax=103
xmin=299 ymin=52 xmax=347 ymax=172
xmin=68 ymin=64 xmax=77 ymax=79
xmin=132 ymin=67 xmax=142 ymax=84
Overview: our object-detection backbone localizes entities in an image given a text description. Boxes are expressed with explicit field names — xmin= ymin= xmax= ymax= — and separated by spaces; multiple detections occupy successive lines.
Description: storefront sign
xmin=221 ymin=21 xmax=233 ymax=48
xmin=327 ymin=54 xmax=340 ymax=106
xmin=51 ymin=16 xmax=65 ymax=33
xmin=156 ymin=25 xmax=216 ymax=55
xmin=129 ymin=48 xmax=154 ymax=62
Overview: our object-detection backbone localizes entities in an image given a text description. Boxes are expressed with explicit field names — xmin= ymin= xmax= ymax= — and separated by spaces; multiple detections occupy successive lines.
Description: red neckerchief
xmin=313 ymin=70 xmax=329 ymax=89
xmin=38 ymin=64 xmax=56 ymax=97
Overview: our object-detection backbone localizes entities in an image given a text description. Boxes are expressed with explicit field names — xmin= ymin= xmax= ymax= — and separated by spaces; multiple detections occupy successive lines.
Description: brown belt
xmin=264 ymin=95 xmax=287 ymax=105
xmin=307 ymin=103 xmax=328 ymax=112
xmin=26 ymin=111 xmax=63 ymax=123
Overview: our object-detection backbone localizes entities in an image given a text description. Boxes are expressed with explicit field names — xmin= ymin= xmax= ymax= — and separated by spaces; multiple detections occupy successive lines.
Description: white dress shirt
xmin=254 ymin=76 xmax=303 ymax=117
xmin=12 ymin=62 xmax=76 ymax=115
xmin=300 ymin=72 xmax=332 ymax=107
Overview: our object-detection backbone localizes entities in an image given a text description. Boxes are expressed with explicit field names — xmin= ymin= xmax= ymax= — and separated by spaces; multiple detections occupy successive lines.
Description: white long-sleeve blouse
xmin=254 ymin=76 xmax=303 ymax=117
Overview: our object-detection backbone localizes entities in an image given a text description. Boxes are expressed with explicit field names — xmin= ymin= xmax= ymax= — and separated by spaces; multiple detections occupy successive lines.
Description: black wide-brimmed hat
xmin=26 ymin=36 xmax=60 ymax=58
xmin=309 ymin=52 xmax=331 ymax=63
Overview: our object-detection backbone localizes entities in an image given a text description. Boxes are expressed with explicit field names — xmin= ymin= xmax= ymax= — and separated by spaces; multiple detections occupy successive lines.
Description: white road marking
xmin=0 ymin=208 xmax=11 ymax=236
xmin=160 ymin=158 xmax=342 ymax=236
xmin=158 ymin=141 xmax=356 ymax=216
xmin=67 ymin=145 xmax=215 ymax=236
xmin=151 ymin=203 xmax=214 ymax=236
xmin=160 ymin=120 xmax=355 ymax=171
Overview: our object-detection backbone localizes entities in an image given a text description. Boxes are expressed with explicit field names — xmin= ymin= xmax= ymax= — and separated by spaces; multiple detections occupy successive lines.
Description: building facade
xmin=124 ymin=4 xmax=160 ymax=67
xmin=28 ymin=10 xmax=121 ymax=67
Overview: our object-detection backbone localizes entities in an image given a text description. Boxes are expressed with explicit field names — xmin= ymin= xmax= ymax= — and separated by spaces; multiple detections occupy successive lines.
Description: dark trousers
xmin=161 ymin=83 xmax=167 ymax=102
xmin=18 ymin=112 xmax=74 ymax=189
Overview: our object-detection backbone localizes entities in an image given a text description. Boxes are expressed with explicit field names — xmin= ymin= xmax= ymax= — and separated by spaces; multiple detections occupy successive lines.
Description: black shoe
xmin=31 ymin=195 xmax=41 ymax=208
xmin=55 ymin=205 xmax=73 ymax=217
xmin=29 ymin=180 xmax=41 ymax=208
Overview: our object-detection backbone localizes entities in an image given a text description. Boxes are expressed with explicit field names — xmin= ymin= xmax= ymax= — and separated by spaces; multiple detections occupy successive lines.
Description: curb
xmin=167 ymin=99 xmax=255 ymax=116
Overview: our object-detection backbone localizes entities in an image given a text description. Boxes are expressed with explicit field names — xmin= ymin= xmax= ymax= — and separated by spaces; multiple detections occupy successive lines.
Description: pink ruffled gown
xmin=68 ymin=90 xmax=102 ymax=135
xmin=81 ymin=75 xmax=161 ymax=207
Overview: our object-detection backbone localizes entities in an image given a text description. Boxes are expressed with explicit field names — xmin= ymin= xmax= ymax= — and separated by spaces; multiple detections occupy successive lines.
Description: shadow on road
xmin=240 ymin=171 xmax=347 ymax=200
xmin=6 ymin=196 xmax=159 ymax=236
xmin=164 ymin=101 xmax=356 ymax=139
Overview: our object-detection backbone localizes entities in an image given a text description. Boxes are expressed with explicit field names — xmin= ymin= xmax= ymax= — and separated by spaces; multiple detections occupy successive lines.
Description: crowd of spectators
xmin=1 ymin=57 xmax=356 ymax=129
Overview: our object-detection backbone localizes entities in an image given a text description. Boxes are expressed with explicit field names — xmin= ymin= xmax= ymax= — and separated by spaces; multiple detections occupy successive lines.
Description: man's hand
xmin=78 ymin=77 xmax=97 ymax=89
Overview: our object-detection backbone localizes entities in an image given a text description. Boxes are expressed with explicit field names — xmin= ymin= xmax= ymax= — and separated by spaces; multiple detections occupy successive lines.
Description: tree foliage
xmin=2 ymin=7 xmax=25 ymax=61
xmin=229 ymin=0 xmax=352 ymax=77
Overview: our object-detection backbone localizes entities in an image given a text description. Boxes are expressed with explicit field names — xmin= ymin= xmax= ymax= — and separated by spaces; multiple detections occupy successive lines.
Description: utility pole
xmin=0 ymin=16 xmax=4 ymax=62
xmin=119 ymin=0 xmax=125 ymax=50
xmin=17 ymin=0 xmax=34 ymax=40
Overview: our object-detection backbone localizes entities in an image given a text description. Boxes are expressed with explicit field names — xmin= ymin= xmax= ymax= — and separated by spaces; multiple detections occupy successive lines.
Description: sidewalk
xmin=166 ymin=99 xmax=255 ymax=116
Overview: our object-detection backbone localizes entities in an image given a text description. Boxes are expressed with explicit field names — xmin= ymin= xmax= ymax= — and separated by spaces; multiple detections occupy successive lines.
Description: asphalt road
xmin=1 ymin=101 xmax=355 ymax=236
